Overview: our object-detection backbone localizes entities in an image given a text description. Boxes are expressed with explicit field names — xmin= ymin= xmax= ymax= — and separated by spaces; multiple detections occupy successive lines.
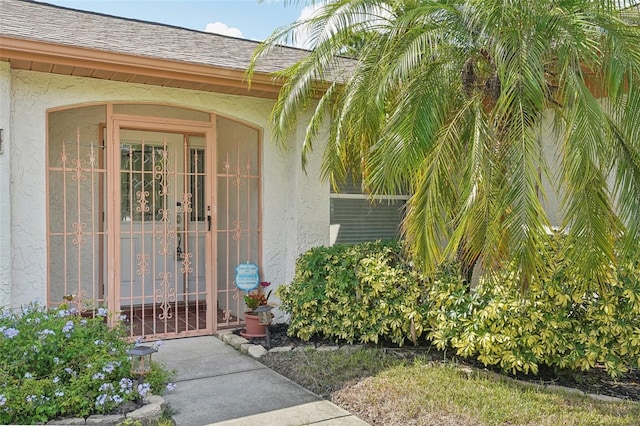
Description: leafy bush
xmin=282 ymin=236 xmax=640 ymax=378
xmin=425 ymin=235 xmax=640 ymax=377
xmin=0 ymin=302 xmax=174 ymax=424
xmin=277 ymin=240 xmax=428 ymax=345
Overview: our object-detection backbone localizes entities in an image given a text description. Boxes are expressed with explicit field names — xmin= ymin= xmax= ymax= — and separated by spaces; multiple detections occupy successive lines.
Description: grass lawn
xmin=260 ymin=348 xmax=640 ymax=425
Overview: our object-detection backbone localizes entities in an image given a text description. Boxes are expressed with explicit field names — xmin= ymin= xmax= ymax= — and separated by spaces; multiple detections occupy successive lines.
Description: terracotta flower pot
xmin=240 ymin=313 xmax=267 ymax=338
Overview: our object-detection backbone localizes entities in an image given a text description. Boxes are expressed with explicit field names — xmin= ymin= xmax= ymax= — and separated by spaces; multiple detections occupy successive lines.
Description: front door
xmin=115 ymin=122 xmax=212 ymax=339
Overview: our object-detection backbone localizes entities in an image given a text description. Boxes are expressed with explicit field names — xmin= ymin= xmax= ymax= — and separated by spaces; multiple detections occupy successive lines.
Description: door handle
xmin=207 ymin=215 xmax=211 ymax=231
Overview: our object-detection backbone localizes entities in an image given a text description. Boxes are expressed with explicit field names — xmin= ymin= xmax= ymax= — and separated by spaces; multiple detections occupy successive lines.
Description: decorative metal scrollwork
xmin=180 ymin=251 xmax=193 ymax=274
xmin=136 ymin=253 xmax=149 ymax=276
xmin=135 ymin=190 xmax=150 ymax=214
xmin=232 ymin=220 xmax=245 ymax=241
xmin=71 ymin=222 xmax=87 ymax=246
xmin=156 ymin=271 xmax=177 ymax=321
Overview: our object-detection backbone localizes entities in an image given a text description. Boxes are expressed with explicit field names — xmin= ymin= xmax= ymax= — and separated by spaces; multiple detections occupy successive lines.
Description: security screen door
xmin=117 ymin=127 xmax=211 ymax=338
xmin=47 ymin=107 xmax=261 ymax=340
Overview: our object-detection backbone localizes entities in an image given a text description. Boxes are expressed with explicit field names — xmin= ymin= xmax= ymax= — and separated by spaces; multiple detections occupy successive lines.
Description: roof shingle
xmin=0 ymin=0 xmax=307 ymax=74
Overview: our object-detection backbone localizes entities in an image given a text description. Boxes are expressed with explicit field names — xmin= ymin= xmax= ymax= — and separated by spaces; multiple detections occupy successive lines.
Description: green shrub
xmin=282 ymin=236 xmax=640 ymax=378
xmin=277 ymin=240 xmax=428 ymax=346
xmin=425 ymin=235 xmax=640 ymax=377
xmin=0 ymin=302 xmax=174 ymax=424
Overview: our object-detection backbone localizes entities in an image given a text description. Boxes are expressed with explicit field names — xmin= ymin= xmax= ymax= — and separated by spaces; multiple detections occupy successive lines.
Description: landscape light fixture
xmin=127 ymin=345 xmax=157 ymax=401
xmin=254 ymin=304 xmax=273 ymax=326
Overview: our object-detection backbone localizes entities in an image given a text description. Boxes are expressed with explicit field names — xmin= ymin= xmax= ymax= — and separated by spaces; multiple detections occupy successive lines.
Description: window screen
xmin=329 ymin=173 xmax=408 ymax=244
xmin=330 ymin=196 xmax=406 ymax=244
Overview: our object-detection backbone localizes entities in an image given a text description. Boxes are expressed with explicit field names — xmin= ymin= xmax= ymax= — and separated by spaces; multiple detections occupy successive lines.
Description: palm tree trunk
xmin=457 ymin=246 xmax=480 ymax=291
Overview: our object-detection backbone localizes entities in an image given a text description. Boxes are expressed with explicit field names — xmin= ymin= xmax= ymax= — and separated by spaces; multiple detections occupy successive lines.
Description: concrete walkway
xmin=154 ymin=335 xmax=369 ymax=426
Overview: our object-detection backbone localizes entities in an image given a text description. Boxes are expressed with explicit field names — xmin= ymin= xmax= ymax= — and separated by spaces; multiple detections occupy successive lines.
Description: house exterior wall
xmin=538 ymin=107 xmax=616 ymax=230
xmin=539 ymin=111 xmax=563 ymax=228
xmin=3 ymin=69 xmax=329 ymax=312
xmin=0 ymin=61 xmax=12 ymax=308
xmin=281 ymin=113 xmax=330 ymax=278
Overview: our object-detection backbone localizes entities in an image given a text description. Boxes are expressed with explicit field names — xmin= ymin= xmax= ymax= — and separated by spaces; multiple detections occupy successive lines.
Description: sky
xmin=41 ymin=0 xmax=316 ymax=43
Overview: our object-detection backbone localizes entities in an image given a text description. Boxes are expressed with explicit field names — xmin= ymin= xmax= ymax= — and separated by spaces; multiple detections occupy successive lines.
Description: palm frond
xmin=248 ymin=0 xmax=640 ymax=288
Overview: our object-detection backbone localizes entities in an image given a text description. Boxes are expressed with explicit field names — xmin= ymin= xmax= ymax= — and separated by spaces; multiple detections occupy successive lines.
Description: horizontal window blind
xmin=330 ymin=197 xmax=406 ymax=244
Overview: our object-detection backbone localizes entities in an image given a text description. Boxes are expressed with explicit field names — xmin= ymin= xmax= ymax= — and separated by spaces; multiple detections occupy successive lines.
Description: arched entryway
xmin=47 ymin=103 xmax=261 ymax=339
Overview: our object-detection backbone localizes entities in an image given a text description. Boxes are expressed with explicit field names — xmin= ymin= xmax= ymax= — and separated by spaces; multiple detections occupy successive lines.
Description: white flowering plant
xmin=0 ymin=302 xmax=175 ymax=424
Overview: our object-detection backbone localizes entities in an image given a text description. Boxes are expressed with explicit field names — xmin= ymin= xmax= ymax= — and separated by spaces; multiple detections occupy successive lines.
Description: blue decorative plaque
xmin=235 ymin=262 xmax=260 ymax=291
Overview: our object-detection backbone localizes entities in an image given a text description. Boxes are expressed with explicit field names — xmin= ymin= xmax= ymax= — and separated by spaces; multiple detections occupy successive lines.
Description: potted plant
xmin=241 ymin=281 xmax=272 ymax=337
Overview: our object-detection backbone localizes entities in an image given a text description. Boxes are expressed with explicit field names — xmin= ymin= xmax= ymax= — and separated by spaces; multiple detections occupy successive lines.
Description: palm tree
xmin=249 ymin=0 xmax=640 ymax=289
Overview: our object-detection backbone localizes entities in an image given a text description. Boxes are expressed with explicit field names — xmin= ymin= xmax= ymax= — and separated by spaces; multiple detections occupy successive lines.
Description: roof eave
xmin=0 ymin=36 xmax=286 ymax=99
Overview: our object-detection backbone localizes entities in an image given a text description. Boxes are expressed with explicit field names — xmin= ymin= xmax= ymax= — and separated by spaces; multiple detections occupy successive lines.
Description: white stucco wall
xmin=539 ymin=111 xmax=564 ymax=227
xmin=284 ymin=114 xmax=330 ymax=274
xmin=538 ymin=105 xmax=617 ymax=229
xmin=5 ymin=69 xmax=329 ymax=311
xmin=0 ymin=61 xmax=12 ymax=309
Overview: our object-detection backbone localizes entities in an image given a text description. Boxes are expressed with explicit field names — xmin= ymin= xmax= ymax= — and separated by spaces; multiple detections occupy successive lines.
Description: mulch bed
xmin=239 ymin=323 xmax=640 ymax=402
